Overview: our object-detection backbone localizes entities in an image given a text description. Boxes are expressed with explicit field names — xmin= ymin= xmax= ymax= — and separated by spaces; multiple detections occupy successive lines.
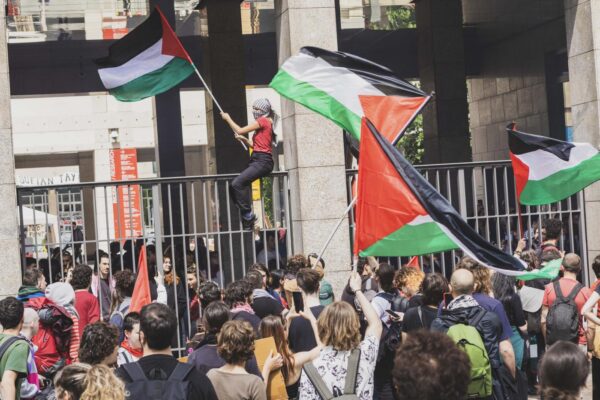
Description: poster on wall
xmin=110 ymin=148 xmax=143 ymax=240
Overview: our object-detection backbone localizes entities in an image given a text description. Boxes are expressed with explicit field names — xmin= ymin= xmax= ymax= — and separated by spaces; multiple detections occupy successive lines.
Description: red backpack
xmin=26 ymin=297 xmax=74 ymax=377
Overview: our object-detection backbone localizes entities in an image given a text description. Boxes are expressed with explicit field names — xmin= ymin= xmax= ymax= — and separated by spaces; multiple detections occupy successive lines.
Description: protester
xmin=542 ymin=253 xmax=591 ymax=346
xmin=539 ymin=341 xmax=589 ymax=400
xmin=393 ymin=330 xmax=471 ymax=400
xmin=186 ymin=264 xmax=201 ymax=336
xmin=256 ymin=231 xmax=280 ymax=266
xmin=288 ymin=268 xmax=325 ymax=353
xmin=371 ymin=262 xmax=403 ymax=400
xmin=54 ymin=363 xmax=125 ymax=400
xmin=117 ymin=312 xmax=142 ymax=366
xmin=187 ymin=301 xmax=261 ymax=376
xmin=221 ymin=98 xmax=277 ymax=229
xmin=341 ymin=257 xmax=379 ymax=310
xmin=491 ymin=273 xmax=527 ymax=370
xmin=92 ymin=252 xmax=114 ymax=321
xmin=246 ymin=269 xmax=284 ymax=319
xmin=19 ymin=308 xmax=40 ymax=400
xmin=162 ymin=254 xmax=188 ymax=319
xmin=78 ymin=322 xmax=119 ymax=367
xmin=109 ymin=270 xmax=135 ymax=342
xmin=45 ymin=282 xmax=80 ymax=364
xmin=17 ymin=268 xmax=46 ymax=302
xmin=116 ymin=303 xmax=218 ymax=400
xmin=307 ymin=253 xmax=334 ymax=306
xmin=536 ymin=218 xmax=562 ymax=257
xmin=283 ymin=254 xmax=308 ymax=312
xmin=259 ymin=314 xmax=322 ymax=399
xmin=431 ymin=269 xmax=503 ymax=399
xmin=208 ymin=320 xmax=281 ymax=400
xmin=394 ymin=265 xmax=425 ymax=306
xmin=298 ymin=272 xmax=383 ymax=399
xmin=224 ymin=280 xmax=261 ymax=334
xmin=0 ymin=297 xmax=30 ymax=400
xmin=199 ymin=281 xmax=221 ymax=311
xmin=455 ymin=257 xmax=517 ymax=378
xmin=268 ymin=269 xmax=288 ymax=308
xmin=402 ymin=273 xmax=448 ymax=338
xmin=71 ymin=265 xmax=100 ymax=339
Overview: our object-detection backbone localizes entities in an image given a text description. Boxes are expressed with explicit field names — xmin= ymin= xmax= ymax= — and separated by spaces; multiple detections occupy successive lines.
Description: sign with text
xmin=110 ymin=148 xmax=143 ymax=240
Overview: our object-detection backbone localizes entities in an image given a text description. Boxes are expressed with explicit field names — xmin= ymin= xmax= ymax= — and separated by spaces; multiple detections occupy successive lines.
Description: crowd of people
xmin=0 ymin=217 xmax=597 ymax=399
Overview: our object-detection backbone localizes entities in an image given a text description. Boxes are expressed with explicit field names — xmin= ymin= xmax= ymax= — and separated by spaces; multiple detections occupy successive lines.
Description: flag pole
xmin=190 ymin=64 xmax=248 ymax=151
xmin=314 ymin=197 xmax=357 ymax=268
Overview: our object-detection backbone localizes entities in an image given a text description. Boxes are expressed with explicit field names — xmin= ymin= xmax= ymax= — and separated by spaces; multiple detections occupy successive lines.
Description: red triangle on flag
xmin=355 ymin=118 xmax=428 ymax=254
xmin=407 ymin=256 xmax=420 ymax=270
xmin=130 ymin=246 xmax=152 ymax=313
xmin=359 ymin=95 xmax=430 ymax=144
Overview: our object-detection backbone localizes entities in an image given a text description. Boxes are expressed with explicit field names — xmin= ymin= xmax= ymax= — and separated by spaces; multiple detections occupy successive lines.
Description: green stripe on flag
xmin=359 ymin=221 xmax=458 ymax=257
xmin=270 ymin=69 xmax=362 ymax=140
xmin=109 ymin=57 xmax=194 ymax=102
xmin=516 ymin=258 xmax=562 ymax=281
xmin=520 ymin=153 xmax=600 ymax=205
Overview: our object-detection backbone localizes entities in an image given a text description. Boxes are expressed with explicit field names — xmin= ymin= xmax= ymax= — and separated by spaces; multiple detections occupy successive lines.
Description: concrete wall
xmin=467 ymin=18 xmax=566 ymax=161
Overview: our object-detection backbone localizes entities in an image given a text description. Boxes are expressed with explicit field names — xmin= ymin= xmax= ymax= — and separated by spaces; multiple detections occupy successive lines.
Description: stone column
xmin=275 ymin=0 xmax=351 ymax=294
xmin=0 ymin=5 xmax=24 ymax=297
xmin=564 ymin=0 xmax=600 ymax=281
xmin=416 ymin=0 xmax=471 ymax=163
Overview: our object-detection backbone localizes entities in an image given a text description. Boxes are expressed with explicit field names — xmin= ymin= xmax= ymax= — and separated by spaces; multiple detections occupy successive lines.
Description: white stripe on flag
xmin=281 ymin=53 xmax=384 ymax=117
xmin=98 ymin=39 xmax=174 ymax=89
xmin=515 ymin=143 xmax=598 ymax=181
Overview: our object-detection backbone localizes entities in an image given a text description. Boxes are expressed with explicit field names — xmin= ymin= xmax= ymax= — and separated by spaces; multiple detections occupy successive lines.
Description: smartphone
xmin=385 ymin=309 xmax=403 ymax=320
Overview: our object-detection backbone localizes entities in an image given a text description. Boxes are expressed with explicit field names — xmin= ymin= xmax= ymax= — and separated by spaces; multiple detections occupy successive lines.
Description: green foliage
xmin=396 ymin=114 xmax=424 ymax=164
xmin=261 ymin=176 xmax=273 ymax=226
xmin=386 ymin=7 xmax=416 ymax=29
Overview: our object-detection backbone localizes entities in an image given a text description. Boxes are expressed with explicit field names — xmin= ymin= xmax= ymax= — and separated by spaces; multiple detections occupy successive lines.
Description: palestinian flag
xmin=96 ymin=8 xmax=194 ymax=102
xmin=509 ymin=124 xmax=600 ymax=205
xmin=270 ymin=47 xmax=430 ymax=144
xmin=516 ymin=258 xmax=562 ymax=282
xmin=355 ymin=118 xmax=525 ymax=274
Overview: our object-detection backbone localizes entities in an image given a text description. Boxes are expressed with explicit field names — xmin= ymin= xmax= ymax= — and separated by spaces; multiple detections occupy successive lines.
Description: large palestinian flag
xmin=270 ymin=47 xmax=430 ymax=144
xmin=355 ymin=118 xmax=525 ymax=274
xmin=96 ymin=8 xmax=194 ymax=102
xmin=508 ymin=124 xmax=600 ymax=205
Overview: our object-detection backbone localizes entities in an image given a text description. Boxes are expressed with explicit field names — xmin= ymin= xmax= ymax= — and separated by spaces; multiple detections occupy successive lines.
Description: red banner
xmin=110 ymin=148 xmax=143 ymax=240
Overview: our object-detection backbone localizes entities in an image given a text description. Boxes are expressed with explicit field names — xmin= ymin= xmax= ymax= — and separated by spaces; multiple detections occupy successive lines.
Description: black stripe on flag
xmin=95 ymin=9 xmax=163 ymax=68
xmin=508 ymin=125 xmax=574 ymax=162
xmin=366 ymin=119 xmax=524 ymax=272
xmin=300 ymin=47 xmax=426 ymax=98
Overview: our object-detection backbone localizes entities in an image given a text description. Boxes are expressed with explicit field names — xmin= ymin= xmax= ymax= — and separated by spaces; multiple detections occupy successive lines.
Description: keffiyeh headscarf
xmin=252 ymin=98 xmax=279 ymax=129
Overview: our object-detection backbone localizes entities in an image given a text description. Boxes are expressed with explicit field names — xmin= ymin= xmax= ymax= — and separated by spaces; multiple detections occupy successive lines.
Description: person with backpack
xmin=115 ymin=303 xmax=218 ymax=400
xmin=17 ymin=269 xmax=46 ymax=303
xmin=45 ymin=282 xmax=80 ymax=364
xmin=542 ymin=253 xmax=591 ymax=348
xmin=298 ymin=271 xmax=383 ymax=400
xmin=0 ymin=297 xmax=30 ymax=400
xmin=402 ymin=273 xmax=449 ymax=339
xmin=370 ymin=263 xmax=406 ymax=400
xmin=109 ymin=270 xmax=136 ymax=343
xmin=431 ymin=269 xmax=501 ymax=400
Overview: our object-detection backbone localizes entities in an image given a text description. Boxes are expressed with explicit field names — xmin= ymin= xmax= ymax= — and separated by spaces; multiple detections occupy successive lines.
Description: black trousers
xmin=230 ymin=152 xmax=273 ymax=214
xmin=593 ymin=357 xmax=600 ymax=400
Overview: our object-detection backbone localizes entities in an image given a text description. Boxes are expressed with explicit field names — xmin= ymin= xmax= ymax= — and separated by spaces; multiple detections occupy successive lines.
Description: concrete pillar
xmin=564 ymin=0 xmax=600 ymax=281
xmin=78 ymin=151 xmax=96 ymax=261
xmin=416 ymin=0 xmax=471 ymax=163
xmin=0 ymin=5 xmax=24 ymax=297
xmin=275 ymin=0 xmax=351 ymax=293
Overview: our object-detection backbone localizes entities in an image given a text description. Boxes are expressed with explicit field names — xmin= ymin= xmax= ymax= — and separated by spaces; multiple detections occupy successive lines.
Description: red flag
xmin=129 ymin=246 xmax=151 ymax=313
xmin=407 ymin=256 xmax=420 ymax=270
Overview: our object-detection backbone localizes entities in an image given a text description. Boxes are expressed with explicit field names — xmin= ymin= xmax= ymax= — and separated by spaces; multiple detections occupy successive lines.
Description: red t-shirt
xmin=542 ymin=278 xmax=591 ymax=344
xmin=252 ymin=116 xmax=273 ymax=154
xmin=75 ymin=290 xmax=100 ymax=339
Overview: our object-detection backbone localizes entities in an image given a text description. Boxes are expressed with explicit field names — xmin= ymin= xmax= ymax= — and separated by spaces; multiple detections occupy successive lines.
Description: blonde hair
xmin=317 ymin=302 xmax=360 ymax=351
xmin=80 ymin=364 xmax=125 ymax=400
xmin=394 ymin=267 xmax=425 ymax=297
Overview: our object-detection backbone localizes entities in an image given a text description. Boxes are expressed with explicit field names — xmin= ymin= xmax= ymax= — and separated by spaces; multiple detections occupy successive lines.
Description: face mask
xmin=253 ymin=110 xmax=264 ymax=120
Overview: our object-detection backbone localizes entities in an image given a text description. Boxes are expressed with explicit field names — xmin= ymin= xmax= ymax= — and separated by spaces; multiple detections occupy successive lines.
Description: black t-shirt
xmin=252 ymin=297 xmax=284 ymax=319
xmin=231 ymin=311 xmax=261 ymax=335
xmin=288 ymin=305 xmax=325 ymax=353
xmin=408 ymin=294 xmax=424 ymax=308
xmin=116 ymin=355 xmax=218 ymax=400
xmin=187 ymin=344 xmax=261 ymax=377
xmin=402 ymin=305 xmax=438 ymax=333
xmin=505 ymin=293 xmax=527 ymax=328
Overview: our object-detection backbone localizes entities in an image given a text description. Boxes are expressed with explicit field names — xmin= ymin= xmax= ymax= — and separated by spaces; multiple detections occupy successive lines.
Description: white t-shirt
xmin=299 ymin=335 xmax=379 ymax=400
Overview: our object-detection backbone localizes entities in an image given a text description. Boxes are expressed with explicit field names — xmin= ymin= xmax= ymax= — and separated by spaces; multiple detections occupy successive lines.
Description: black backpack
xmin=546 ymin=281 xmax=583 ymax=346
xmin=122 ymin=362 xmax=194 ymax=400
xmin=376 ymin=292 xmax=409 ymax=359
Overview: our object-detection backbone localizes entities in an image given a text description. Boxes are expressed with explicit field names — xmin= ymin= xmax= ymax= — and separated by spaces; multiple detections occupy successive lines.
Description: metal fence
xmin=17 ymin=171 xmax=292 ymax=354
xmin=346 ymin=160 xmax=588 ymax=281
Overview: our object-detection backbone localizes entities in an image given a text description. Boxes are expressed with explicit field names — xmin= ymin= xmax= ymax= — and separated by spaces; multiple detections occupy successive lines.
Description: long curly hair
xmin=80 ymin=364 xmax=125 ymax=400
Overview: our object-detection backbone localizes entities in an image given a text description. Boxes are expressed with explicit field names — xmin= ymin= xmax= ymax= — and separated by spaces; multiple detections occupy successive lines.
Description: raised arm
xmin=583 ymin=291 xmax=600 ymax=326
xmin=221 ymin=112 xmax=260 ymax=136
xmin=349 ymin=272 xmax=383 ymax=339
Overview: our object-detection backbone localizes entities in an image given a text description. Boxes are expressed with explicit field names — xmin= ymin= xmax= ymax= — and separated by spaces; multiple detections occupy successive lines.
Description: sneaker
xmin=242 ymin=214 xmax=257 ymax=230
